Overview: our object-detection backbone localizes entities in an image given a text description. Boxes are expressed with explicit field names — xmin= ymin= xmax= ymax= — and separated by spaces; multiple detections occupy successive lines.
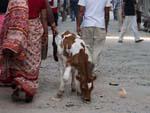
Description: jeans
xmin=70 ymin=1 xmax=78 ymax=21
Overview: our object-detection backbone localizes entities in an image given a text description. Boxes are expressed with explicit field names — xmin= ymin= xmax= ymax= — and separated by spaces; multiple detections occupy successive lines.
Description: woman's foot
xmin=25 ymin=94 xmax=33 ymax=103
xmin=11 ymin=83 xmax=17 ymax=89
xmin=11 ymin=88 xmax=20 ymax=102
xmin=11 ymin=88 xmax=33 ymax=103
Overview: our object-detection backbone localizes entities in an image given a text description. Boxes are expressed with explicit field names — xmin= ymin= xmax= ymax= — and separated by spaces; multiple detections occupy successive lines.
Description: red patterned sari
xmin=0 ymin=15 xmax=5 ymax=34
xmin=0 ymin=0 xmax=44 ymax=98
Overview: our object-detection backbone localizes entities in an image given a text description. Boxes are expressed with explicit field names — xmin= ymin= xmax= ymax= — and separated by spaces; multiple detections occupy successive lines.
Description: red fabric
xmin=52 ymin=7 xmax=58 ymax=13
xmin=49 ymin=0 xmax=58 ymax=13
xmin=28 ymin=0 xmax=46 ymax=19
xmin=0 ymin=15 xmax=5 ymax=34
xmin=0 ymin=0 xmax=42 ymax=96
xmin=49 ymin=0 xmax=54 ymax=6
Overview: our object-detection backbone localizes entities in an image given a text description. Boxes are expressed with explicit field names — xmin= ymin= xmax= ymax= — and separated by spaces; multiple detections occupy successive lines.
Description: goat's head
xmin=76 ymin=75 xmax=96 ymax=102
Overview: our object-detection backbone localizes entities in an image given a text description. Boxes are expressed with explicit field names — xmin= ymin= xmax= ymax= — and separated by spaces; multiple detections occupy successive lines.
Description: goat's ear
xmin=76 ymin=76 xmax=81 ymax=81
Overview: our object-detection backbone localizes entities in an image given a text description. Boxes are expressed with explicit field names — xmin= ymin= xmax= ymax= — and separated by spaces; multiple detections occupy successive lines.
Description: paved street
xmin=0 ymin=15 xmax=150 ymax=113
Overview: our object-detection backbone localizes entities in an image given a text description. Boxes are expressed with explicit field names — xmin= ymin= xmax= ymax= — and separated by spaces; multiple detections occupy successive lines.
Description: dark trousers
xmin=53 ymin=12 xmax=58 ymax=26
xmin=70 ymin=1 xmax=78 ymax=21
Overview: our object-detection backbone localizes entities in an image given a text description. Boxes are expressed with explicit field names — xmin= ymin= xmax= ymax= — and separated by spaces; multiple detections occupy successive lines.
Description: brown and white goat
xmin=54 ymin=31 xmax=96 ymax=101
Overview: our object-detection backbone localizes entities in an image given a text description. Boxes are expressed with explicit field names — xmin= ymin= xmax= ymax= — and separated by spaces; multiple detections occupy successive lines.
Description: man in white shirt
xmin=76 ymin=0 xmax=111 ymax=72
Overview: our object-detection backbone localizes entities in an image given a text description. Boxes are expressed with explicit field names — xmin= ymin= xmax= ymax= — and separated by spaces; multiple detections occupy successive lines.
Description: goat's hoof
xmin=77 ymin=91 xmax=81 ymax=96
xmin=56 ymin=90 xmax=64 ymax=98
xmin=71 ymin=88 xmax=76 ymax=92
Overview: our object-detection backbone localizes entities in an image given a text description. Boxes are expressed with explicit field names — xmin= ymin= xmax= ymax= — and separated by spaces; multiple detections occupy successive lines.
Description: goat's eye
xmin=81 ymin=84 xmax=86 ymax=89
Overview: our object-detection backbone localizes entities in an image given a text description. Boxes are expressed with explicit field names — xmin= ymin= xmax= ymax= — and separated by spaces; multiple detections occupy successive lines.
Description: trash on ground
xmin=118 ymin=88 xmax=127 ymax=98
xmin=109 ymin=81 xmax=119 ymax=86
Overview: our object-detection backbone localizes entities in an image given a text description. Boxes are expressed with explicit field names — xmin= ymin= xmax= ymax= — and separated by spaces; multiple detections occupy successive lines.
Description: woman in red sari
xmin=0 ymin=0 xmax=57 ymax=102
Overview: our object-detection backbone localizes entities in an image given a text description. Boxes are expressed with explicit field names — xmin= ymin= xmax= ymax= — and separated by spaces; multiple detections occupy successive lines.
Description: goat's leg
xmin=57 ymin=56 xmax=72 ymax=98
xmin=57 ymin=58 xmax=65 ymax=98
xmin=75 ymin=77 xmax=81 ymax=96
xmin=57 ymin=65 xmax=71 ymax=97
xmin=71 ymin=69 xmax=82 ymax=95
xmin=71 ymin=68 xmax=76 ymax=92
xmin=57 ymin=76 xmax=65 ymax=98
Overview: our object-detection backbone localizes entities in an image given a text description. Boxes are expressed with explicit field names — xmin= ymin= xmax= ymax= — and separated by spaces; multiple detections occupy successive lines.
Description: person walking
xmin=118 ymin=0 xmax=143 ymax=43
xmin=70 ymin=0 xmax=78 ymax=21
xmin=116 ymin=0 xmax=124 ymax=32
xmin=61 ymin=0 xmax=69 ymax=22
xmin=0 ymin=0 xmax=57 ymax=102
xmin=49 ymin=0 xmax=59 ymax=25
xmin=76 ymin=0 xmax=111 ymax=71
xmin=136 ymin=0 xmax=142 ymax=31
xmin=112 ymin=0 xmax=118 ymax=21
